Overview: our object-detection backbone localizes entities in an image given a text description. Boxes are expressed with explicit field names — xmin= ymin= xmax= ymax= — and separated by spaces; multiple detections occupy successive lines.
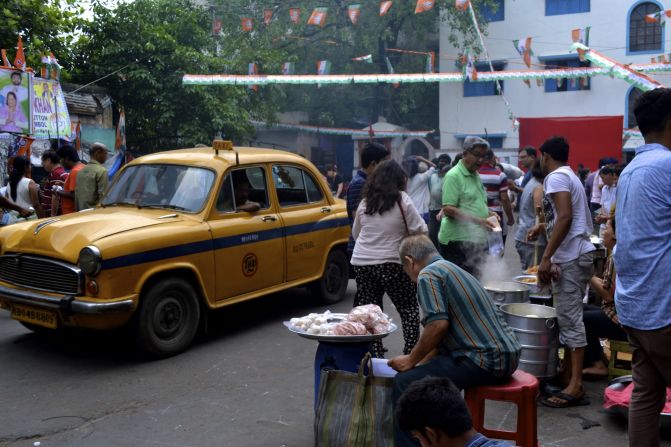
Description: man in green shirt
xmin=438 ymin=136 xmax=496 ymax=275
xmin=75 ymin=143 xmax=109 ymax=211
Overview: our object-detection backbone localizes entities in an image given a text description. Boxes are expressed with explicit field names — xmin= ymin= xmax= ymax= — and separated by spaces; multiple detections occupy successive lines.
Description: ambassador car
xmin=0 ymin=141 xmax=351 ymax=357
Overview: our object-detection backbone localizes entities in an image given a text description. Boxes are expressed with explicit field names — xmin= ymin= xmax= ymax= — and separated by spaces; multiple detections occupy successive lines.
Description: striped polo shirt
xmin=417 ymin=256 xmax=521 ymax=377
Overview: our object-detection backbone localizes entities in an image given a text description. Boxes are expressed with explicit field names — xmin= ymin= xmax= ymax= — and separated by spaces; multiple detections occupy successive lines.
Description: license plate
xmin=11 ymin=304 xmax=58 ymax=329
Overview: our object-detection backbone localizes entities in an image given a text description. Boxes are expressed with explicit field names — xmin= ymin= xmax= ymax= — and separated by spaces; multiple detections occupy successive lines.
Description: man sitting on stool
xmin=389 ymin=234 xmax=521 ymax=447
xmin=396 ymin=377 xmax=512 ymax=447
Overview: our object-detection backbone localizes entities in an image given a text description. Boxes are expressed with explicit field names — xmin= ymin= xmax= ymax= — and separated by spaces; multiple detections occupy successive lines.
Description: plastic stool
xmin=464 ymin=370 xmax=540 ymax=447
xmin=608 ymin=340 xmax=633 ymax=380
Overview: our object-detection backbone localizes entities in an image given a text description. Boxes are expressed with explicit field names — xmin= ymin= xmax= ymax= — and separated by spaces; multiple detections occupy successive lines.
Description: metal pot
xmin=483 ymin=281 xmax=530 ymax=305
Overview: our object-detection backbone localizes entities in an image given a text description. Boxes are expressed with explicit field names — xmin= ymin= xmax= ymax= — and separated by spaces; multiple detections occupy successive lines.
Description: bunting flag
xmin=13 ymin=36 xmax=26 ymax=70
xmin=241 ymin=17 xmax=253 ymax=32
xmin=248 ymin=63 xmax=258 ymax=91
xmin=572 ymin=27 xmax=590 ymax=61
xmin=317 ymin=60 xmax=332 ymax=75
xmin=1 ymin=49 xmax=12 ymax=68
xmin=426 ymin=51 xmax=436 ymax=73
xmin=109 ymin=109 xmax=126 ymax=180
xmin=347 ymin=4 xmax=362 ymax=24
xmin=658 ymin=54 xmax=669 ymax=63
xmin=289 ymin=8 xmax=301 ymax=24
xmin=282 ymin=62 xmax=295 ymax=75
xmin=308 ymin=7 xmax=328 ymax=27
xmin=385 ymin=57 xmax=400 ymax=88
xmin=463 ymin=51 xmax=477 ymax=81
xmin=644 ymin=9 xmax=671 ymax=23
xmin=415 ymin=0 xmax=435 ymax=14
xmin=380 ymin=1 xmax=393 ymax=16
xmin=455 ymin=0 xmax=470 ymax=11
xmin=264 ymin=9 xmax=273 ymax=25
xmin=49 ymin=52 xmax=61 ymax=81
xmin=212 ymin=16 xmax=223 ymax=35
xmin=352 ymin=54 xmax=373 ymax=63
xmin=513 ymin=37 xmax=533 ymax=87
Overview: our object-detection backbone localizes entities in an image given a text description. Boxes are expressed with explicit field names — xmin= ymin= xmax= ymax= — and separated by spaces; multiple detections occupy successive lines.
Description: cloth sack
xmin=315 ymin=353 xmax=394 ymax=447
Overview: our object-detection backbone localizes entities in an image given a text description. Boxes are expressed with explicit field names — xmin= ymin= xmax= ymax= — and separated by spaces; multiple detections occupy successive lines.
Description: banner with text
xmin=32 ymin=78 xmax=70 ymax=139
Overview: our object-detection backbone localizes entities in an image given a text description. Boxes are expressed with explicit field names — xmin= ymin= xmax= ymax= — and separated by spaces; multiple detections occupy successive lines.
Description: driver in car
xmin=220 ymin=171 xmax=261 ymax=213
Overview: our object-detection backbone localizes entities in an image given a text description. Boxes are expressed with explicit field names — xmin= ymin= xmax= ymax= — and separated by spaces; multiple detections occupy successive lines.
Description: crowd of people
xmin=343 ymin=88 xmax=670 ymax=447
xmin=0 ymin=143 xmax=109 ymax=223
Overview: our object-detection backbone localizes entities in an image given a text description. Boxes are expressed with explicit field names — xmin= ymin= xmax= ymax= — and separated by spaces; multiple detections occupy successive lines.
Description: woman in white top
xmin=352 ymin=160 xmax=428 ymax=357
xmin=5 ymin=156 xmax=41 ymax=220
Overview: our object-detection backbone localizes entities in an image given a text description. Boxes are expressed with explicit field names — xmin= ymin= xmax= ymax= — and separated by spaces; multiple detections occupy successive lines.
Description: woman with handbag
xmin=5 ymin=156 xmax=42 ymax=222
xmin=351 ymin=160 xmax=428 ymax=358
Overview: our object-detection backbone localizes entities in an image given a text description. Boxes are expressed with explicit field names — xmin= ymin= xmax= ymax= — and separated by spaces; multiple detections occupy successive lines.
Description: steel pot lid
xmin=484 ymin=281 xmax=530 ymax=293
xmin=500 ymin=303 xmax=557 ymax=319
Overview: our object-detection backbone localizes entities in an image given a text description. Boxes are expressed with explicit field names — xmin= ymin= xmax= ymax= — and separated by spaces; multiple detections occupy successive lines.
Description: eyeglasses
xmin=466 ymin=150 xmax=487 ymax=161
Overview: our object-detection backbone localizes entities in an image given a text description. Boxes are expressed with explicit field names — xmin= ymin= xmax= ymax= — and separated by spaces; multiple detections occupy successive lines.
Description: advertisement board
xmin=0 ymin=68 xmax=32 ymax=135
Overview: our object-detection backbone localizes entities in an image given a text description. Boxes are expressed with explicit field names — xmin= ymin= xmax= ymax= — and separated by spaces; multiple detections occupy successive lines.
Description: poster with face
xmin=0 ymin=68 xmax=32 ymax=135
xmin=32 ymin=78 xmax=70 ymax=139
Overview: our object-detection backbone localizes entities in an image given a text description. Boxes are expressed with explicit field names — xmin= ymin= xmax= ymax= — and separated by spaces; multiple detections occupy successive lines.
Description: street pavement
xmin=1 ymin=277 xmax=670 ymax=446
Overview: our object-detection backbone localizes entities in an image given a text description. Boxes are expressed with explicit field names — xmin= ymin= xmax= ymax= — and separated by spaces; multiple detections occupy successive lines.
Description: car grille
xmin=0 ymin=254 xmax=83 ymax=295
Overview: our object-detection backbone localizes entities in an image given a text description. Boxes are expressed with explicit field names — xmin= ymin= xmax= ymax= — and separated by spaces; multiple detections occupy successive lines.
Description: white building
xmin=439 ymin=0 xmax=668 ymax=161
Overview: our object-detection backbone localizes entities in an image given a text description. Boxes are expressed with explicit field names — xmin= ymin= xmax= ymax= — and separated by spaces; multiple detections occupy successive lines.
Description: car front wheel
xmin=134 ymin=278 xmax=201 ymax=359
xmin=311 ymin=249 xmax=349 ymax=304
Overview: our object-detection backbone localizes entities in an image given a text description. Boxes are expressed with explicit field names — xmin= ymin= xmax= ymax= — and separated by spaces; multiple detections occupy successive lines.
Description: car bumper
xmin=0 ymin=284 xmax=136 ymax=315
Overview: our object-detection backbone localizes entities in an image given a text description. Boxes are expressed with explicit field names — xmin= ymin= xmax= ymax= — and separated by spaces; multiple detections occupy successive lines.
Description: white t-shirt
xmin=543 ymin=166 xmax=595 ymax=264
xmin=351 ymin=191 xmax=428 ymax=266
xmin=599 ymin=184 xmax=617 ymax=237
xmin=590 ymin=170 xmax=604 ymax=204
xmin=406 ymin=168 xmax=434 ymax=216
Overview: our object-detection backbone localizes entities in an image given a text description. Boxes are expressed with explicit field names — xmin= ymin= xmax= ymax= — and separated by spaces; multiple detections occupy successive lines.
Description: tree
xmin=0 ymin=0 xmax=83 ymax=68
xmin=73 ymin=0 xmax=290 ymax=151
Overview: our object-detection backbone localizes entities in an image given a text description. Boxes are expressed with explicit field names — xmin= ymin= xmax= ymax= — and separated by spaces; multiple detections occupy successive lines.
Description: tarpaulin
xmin=518 ymin=116 xmax=623 ymax=171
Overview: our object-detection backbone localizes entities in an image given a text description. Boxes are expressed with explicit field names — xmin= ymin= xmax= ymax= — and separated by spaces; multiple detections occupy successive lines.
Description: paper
xmin=371 ymin=358 xmax=398 ymax=378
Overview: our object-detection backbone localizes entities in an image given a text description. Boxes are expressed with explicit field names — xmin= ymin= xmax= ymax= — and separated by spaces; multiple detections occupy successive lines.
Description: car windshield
xmin=101 ymin=164 xmax=216 ymax=213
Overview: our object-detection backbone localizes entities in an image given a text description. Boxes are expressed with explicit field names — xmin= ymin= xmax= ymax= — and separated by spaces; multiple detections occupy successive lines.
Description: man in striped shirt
xmin=390 ymin=235 xmax=520 ymax=447
xmin=478 ymin=150 xmax=514 ymax=244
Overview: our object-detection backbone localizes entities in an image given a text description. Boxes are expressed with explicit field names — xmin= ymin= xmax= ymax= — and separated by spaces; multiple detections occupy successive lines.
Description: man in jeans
xmin=528 ymin=136 xmax=594 ymax=408
xmin=438 ymin=136 xmax=497 ymax=276
xmin=615 ymin=88 xmax=671 ymax=447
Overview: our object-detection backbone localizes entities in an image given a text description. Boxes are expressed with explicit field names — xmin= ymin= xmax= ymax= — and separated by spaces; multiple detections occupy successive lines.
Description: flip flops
xmin=541 ymin=392 xmax=591 ymax=408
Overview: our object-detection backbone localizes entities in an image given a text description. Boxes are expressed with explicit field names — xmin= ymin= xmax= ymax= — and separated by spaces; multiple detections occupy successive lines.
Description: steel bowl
xmin=483 ymin=281 xmax=530 ymax=305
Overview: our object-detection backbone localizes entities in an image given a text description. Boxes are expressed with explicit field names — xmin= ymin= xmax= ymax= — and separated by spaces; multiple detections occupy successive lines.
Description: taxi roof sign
xmin=213 ymin=140 xmax=234 ymax=152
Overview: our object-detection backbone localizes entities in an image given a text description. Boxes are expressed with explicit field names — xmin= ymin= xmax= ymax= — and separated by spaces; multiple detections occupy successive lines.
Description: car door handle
xmin=261 ymin=215 xmax=277 ymax=222
xmin=320 ymin=207 xmax=332 ymax=214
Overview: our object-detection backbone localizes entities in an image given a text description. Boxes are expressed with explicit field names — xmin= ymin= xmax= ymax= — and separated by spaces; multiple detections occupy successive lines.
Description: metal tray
xmin=283 ymin=313 xmax=397 ymax=343
xmin=513 ymin=275 xmax=538 ymax=286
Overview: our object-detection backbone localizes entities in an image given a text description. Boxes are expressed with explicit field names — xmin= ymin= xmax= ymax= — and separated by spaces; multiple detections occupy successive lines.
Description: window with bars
xmin=545 ymin=0 xmax=589 ymax=15
xmin=482 ymin=0 xmax=504 ymax=22
xmin=629 ymin=2 xmax=663 ymax=53
xmin=463 ymin=62 xmax=506 ymax=97
xmin=543 ymin=56 xmax=591 ymax=93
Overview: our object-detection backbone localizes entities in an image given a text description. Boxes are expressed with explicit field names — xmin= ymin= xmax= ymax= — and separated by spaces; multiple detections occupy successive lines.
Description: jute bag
xmin=314 ymin=353 xmax=395 ymax=447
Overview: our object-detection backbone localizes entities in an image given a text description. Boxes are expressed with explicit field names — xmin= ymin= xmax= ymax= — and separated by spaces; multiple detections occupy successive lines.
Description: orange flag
xmin=380 ymin=1 xmax=393 ymax=16
xmin=415 ymin=0 xmax=435 ymax=14
xmin=241 ymin=18 xmax=253 ymax=32
xmin=455 ymin=0 xmax=470 ymax=11
xmin=264 ymin=9 xmax=273 ymax=25
xmin=13 ymin=36 xmax=26 ymax=69
xmin=289 ymin=8 xmax=301 ymax=24
xmin=307 ymin=7 xmax=328 ymax=27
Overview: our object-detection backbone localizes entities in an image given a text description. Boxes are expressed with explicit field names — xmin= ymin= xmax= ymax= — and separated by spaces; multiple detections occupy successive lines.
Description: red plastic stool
xmin=464 ymin=370 xmax=540 ymax=447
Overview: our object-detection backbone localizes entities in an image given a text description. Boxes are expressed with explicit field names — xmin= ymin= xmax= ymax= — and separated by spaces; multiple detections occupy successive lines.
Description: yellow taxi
xmin=0 ymin=142 xmax=351 ymax=357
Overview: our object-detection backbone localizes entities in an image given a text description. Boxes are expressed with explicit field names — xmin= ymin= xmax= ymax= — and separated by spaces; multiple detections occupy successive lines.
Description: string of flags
xmin=645 ymin=9 xmax=671 ymax=23
xmin=307 ymin=7 xmax=328 ymax=27
xmin=380 ymin=1 xmax=393 ymax=16
xmin=348 ymin=4 xmax=362 ymax=24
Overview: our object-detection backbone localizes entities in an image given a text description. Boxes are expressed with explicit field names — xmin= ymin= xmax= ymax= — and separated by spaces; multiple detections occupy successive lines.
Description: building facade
xmin=439 ymin=0 xmax=667 ymax=161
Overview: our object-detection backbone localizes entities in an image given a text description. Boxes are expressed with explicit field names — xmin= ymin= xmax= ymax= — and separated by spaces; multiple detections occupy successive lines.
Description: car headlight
xmin=78 ymin=246 xmax=102 ymax=276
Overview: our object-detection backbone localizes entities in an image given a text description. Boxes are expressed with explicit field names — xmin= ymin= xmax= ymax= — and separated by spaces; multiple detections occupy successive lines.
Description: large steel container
xmin=484 ymin=282 xmax=530 ymax=306
xmin=500 ymin=303 xmax=559 ymax=379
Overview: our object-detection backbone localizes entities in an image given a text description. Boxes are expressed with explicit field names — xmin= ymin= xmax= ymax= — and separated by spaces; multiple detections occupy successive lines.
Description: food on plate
xmin=347 ymin=304 xmax=390 ymax=330
xmin=333 ymin=321 xmax=368 ymax=336
xmin=525 ymin=265 xmax=539 ymax=274
xmin=519 ymin=277 xmax=538 ymax=284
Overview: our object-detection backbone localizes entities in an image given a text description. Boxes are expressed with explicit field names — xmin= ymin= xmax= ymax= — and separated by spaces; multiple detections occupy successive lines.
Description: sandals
xmin=541 ymin=392 xmax=591 ymax=408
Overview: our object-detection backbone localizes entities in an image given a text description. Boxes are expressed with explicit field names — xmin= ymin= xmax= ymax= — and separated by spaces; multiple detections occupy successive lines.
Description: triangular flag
xmin=1 ymin=49 xmax=12 ymax=68
xmin=308 ymin=7 xmax=328 ymax=27
xmin=248 ymin=63 xmax=258 ymax=92
xmin=645 ymin=9 xmax=671 ymax=23
xmin=426 ymin=51 xmax=436 ymax=73
xmin=282 ymin=62 xmax=295 ymax=75
xmin=380 ymin=1 xmax=393 ymax=16
xmin=264 ymin=9 xmax=273 ymax=25
xmin=513 ymin=37 xmax=532 ymax=68
xmin=289 ymin=8 xmax=301 ymax=24
xmin=317 ymin=60 xmax=332 ymax=75
xmin=109 ymin=109 xmax=126 ymax=180
xmin=571 ymin=27 xmax=590 ymax=46
xmin=352 ymin=54 xmax=373 ymax=63
xmin=455 ymin=0 xmax=470 ymax=11
xmin=212 ymin=16 xmax=223 ymax=35
xmin=385 ymin=57 xmax=400 ymax=88
xmin=241 ymin=17 xmax=253 ymax=32
xmin=463 ymin=51 xmax=477 ymax=81
xmin=415 ymin=0 xmax=435 ymax=14
xmin=49 ymin=52 xmax=61 ymax=81
xmin=348 ymin=4 xmax=361 ymax=24
xmin=13 ymin=36 xmax=26 ymax=70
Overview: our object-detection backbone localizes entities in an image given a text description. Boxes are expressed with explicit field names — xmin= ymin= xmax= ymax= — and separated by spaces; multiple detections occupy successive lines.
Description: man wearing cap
xmin=438 ymin=136 xmax=497 ymax=276
xmin=75 ymin=143 xmax=109 ymax=211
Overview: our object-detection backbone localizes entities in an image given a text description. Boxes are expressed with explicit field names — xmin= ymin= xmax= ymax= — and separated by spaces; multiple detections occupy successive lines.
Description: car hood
xmin=0 ymin=208 xmax=188 ymax=262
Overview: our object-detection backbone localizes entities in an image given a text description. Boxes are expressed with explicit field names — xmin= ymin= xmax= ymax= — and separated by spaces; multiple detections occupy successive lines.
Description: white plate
xmin=283 ymin=314 xmax=397 ymax=343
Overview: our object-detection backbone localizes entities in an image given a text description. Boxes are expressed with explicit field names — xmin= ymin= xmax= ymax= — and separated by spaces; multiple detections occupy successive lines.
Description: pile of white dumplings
xmin=289 ymin=304 xmax=392 ymax=336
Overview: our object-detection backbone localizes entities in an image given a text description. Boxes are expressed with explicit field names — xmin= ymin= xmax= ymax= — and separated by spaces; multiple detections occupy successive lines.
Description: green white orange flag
xmin=282 ymin=62 xmax=295 ymax=75
xmin=426 ymin=51 xmax=436 ymax=73
xmin=289 ymin=8 xmax=301 ymax=24
xmin=317 ymin=60 xmax=332 ymax=75
xmin=248 ymin=63 xmax=258 ymax=92
xmin=308 ymin=7 xmax=328 ymax=27
xmin=385 ymin=57 xmax=400 ymax=88
xmin=13 ymin=36 xmax=26 ymax=70
xmin=348 ymin=4 xmax=361 ymax=24
xmin=645 ymin=9 xmax=671 ymax=23
xmin=352 ymin=54 xmax=373 ymax=63
xmin=463 ymin=51 xmax=477 ymax=81
xmin=571 ymin=27 xmax=590 ymax=45
xmin=264 ymin=9 xmax=273 ymax=25
xmin=241 ymin=17 xmax=253 ymax=32
xmin=513 ymin=37 xmax=533 ymax=68
xmin=380 ymin=1 xmax=393 ymax=16
xmin=415 ymin=0 xmax=435 ymax=14
xmin=455 ymin=0 xmax=470 ymax=11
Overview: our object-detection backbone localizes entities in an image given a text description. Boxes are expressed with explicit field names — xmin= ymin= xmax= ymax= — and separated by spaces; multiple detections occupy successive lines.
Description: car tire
xmin=311 ymin=249 xmax=349 ymax=304
xmin=134 ymin=277 xmax=201 ymax=359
